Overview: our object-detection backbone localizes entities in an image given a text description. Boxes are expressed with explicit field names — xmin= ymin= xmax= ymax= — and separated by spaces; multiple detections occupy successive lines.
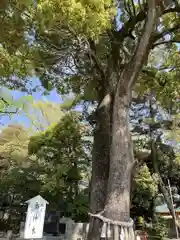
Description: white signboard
xmin=24 ymin=195 xmax=48 ymax=239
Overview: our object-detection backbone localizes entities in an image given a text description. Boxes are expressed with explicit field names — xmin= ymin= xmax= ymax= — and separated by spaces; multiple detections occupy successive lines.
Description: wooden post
xmin=168 ymin=179 xmax=179 ymax=239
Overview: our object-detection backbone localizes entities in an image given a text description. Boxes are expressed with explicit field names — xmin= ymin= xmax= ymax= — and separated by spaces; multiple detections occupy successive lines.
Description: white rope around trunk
xmin=88 ymin=212 xmax=134 ymax=228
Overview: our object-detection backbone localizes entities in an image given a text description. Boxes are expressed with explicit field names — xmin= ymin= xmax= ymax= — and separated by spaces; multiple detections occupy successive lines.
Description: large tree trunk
xmin=103 ymin=88 xmax=135 ymax=239
xmin=103 ymin=0 xmax=157 ymax=222
xmin=87 ymin=96 xmax=113 ymax=240
xmin=104 ymin=90 xmax=133 ymax=221
xmin=87 ymin=1 xmax=158 ymax=239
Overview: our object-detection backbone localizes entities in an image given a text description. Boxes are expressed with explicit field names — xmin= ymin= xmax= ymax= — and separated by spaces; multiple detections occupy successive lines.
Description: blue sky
xmin=13 ymin=77 xmax=62 ymax=103
xmin=0 ymin=76 xmax=83 ymax=128
xmin=0 ymin=77 xmax=63 ymax=128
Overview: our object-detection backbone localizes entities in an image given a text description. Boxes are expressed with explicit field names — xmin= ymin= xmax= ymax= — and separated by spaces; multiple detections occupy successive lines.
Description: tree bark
xmin=102 ymin=0 xmax=157 ymax=223
xmin=103 ymin=0 xmax=158 ymax=221
xmin=104 ymin=90 xmax=133 ymax=222
xmin=87 ymin=0 xmax=158 ymax=238
xmin=87 ymin=96 xmax=113 ymax=240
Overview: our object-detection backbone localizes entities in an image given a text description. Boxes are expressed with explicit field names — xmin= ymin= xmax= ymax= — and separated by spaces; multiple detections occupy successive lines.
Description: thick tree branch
xmin=121 ymin=0 xmax=158 ymax=91
xmin=153 ymin=39 xmax=180 ymax=47
xmin=117 ymin=8 xmax=147 ymax=42
xmin=116 ymin=4 xmax=180 ymax=43
xmin=88 ymin=39 xmax=106 ymax=96
xmin=89 ymin=54 xmax=105 ymax=81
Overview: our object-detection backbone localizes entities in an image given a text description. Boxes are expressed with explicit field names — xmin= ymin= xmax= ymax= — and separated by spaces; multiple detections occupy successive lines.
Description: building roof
xmin=155 ymin=204 xmax=180 ymax=213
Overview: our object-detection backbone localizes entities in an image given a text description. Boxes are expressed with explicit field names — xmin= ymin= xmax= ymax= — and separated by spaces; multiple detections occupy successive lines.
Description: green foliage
xmin=136 ymin=46 xmax=180 ymax=109
xmin=131 ymin=95 xmax=180 ymax=225
xmin=28 ymin=112 xmax=85 ymax=159
xmin=71 ymin=188 xmax=89 ymax=222
xmin=0 ymin=0 xmax=180 ymax=108
xmin=0 ymin=1 xmax=35 ymax=88
xmin=0 ymin=88 xmax=34 ymax=118
xmin=147 ymin=217 xmax=168 ymax=240
xmin=22 ymin=100 xmax=64 ymax=132
xmin=133 ymin=164 xmax=158 ymax=209
xmin=0 ymin=125 xmax=29 ymax=165
xmin=36 ymin=0 xmax=116 ymax=40
xmin=28 ymin=111 xmax=91 ymax=218
xmin=0 ymin=0 xmax=116 ymax=92
xmin=60 ymin=95 xmax=83 ymax=110
xmin=0 ymin=110 xmax=91 ymax=222
xmin=0 ymin=124 xmax=42 ymax=228
xmin=167 ymin=113 xmax=180 ymax=141
xmin=31 ymin=1 xmax=180 ymax=105
xmin=165 ymin=113 xmax=180 ymax=166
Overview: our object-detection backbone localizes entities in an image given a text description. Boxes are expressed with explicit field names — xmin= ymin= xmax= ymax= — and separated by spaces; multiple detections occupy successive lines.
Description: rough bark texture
xmin=104 ymin=89 xmax=134 ymax=222
xmin=87 ymin=97 xmax=113 ymax=240
xmin=103 ymin=0 xmax=158 ymax=223
xmin=87 ymin=1 xmax=158 ymax=238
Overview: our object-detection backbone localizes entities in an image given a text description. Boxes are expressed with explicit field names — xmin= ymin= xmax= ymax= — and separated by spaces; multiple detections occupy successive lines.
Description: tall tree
xmin=1 ymin=1 xmax=180 ymax=239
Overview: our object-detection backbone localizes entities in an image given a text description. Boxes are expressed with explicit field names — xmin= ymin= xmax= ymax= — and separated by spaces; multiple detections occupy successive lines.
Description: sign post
xmin=24 ymin=195 xmax=49 ymax=239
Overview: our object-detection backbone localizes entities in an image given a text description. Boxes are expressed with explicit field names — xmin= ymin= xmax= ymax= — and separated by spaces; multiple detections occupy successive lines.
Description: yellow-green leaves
xmin=0 ymin=125 xmax=29 ymax=165
xmin=133 ymin=164 xmax=158 ymax=209
xmin=36 ymin=0 xmax=116 ymax=39
xmin=0 ymin=45 xmax=34 ymax=78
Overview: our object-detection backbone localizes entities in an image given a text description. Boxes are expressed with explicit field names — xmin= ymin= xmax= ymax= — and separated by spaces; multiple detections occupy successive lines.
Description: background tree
xmin=28 ymin=111 xmax=91 ymax=222
xmin=0 ymin=109 xmax=92 ymax=230
xmin=0 ymin=124 xmax=41 ymax=231
xmin=21 ymin=100 xmax=64 ymax=132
